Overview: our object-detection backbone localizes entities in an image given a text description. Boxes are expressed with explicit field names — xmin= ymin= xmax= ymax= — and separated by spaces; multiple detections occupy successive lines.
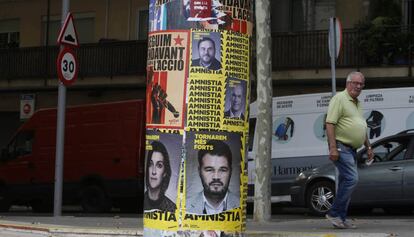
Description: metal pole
xmin=329 ymin=18 xmax=338 ymax=192
xmin=45 ymin=0 xmax=51 ymax=47
xmin=408 ymin=0 xmax=412 ymax=78
xmin=330 ymin=18 xmax=337 ymax=96
xmin=254 ymin=0 xmax=273 ymax=222
xmin=53 ymin=0 xmax=69 ymax=217
xmin=44 ymin=0 xmax=51 ymax=83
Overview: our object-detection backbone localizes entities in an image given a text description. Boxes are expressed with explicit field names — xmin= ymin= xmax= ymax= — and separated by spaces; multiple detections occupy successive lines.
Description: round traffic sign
xmin=328 ymin=17 xmax=342 ymax=59
xmin=23 ymin=103 xmax=31 ymax=114
xmin=57 ymin=47 xmax=78 ymax=86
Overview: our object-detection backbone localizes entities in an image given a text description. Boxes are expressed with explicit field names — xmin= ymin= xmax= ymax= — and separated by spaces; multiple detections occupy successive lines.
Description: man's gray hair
xmin=346 ymin=71 xmax=364 ymax=82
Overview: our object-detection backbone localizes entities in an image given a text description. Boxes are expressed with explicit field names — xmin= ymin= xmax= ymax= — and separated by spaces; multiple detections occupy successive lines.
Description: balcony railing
xmin=1 ymin=26 xmax=413 ymax=81
xmin=272 ymin=25 xmax=414 ymax=70
xmin=0 ymin=40 xmax=148 ymax=80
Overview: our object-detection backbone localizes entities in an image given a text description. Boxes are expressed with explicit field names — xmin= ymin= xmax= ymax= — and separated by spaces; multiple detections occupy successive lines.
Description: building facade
xmin=1 ymin=0 xmax=414 ymax=145
xmin=0 ymin=0 xmax=149 ymax=144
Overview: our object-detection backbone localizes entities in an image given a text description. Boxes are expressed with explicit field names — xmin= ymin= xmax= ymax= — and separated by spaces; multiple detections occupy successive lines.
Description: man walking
xmin=325 ymin=71 xmax=374 ymax=229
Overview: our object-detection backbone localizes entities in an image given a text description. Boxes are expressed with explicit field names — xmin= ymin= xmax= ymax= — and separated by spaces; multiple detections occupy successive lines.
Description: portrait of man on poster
xmin=187 ymin=140 xmax=239 ymax=215
xmin=191 ymin=34 xmax=222 ymax=70
xmin=224 ymin=79 xmax=246 ymax=120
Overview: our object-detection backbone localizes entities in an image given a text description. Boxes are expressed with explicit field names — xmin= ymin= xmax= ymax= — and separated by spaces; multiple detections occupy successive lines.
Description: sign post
xmin=328 ymin=17 xmax=342 ymax=195
xmin=54 ymin=6 xmax=79 ymax=216
xmin=328 ymin=17 xmax=342 ymax=96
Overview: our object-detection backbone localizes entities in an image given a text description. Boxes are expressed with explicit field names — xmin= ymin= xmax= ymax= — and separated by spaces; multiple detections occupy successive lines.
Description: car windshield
xmin=361 ymin=137 xmax=409 ymax=163
xmin=5 ymin=131 xmax=34 ymax=160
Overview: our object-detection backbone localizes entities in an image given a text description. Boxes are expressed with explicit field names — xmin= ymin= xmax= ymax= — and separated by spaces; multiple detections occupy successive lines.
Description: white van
xmin=248 ymin=87 xmax=414 ymax=202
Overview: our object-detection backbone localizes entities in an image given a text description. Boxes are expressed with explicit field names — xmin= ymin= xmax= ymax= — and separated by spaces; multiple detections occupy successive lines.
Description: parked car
xmin=290 ymin=129 xmax=414 ymax=216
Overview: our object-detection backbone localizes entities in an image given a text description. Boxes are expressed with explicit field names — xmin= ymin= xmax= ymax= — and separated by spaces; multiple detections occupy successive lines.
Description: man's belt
xmin=336 ymin=140 xmax=357 ymax=153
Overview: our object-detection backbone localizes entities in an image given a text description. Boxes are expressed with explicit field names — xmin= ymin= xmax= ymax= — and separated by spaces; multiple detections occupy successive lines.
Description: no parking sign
xmin=20 ymin=94 xmax=35 ymax=120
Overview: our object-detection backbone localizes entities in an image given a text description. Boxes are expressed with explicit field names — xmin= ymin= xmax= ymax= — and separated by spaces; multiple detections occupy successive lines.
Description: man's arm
xmin=326 ymin=123 xmax=339 ymax=161
xmin=364 ymin=134 xmax=374 ymax=160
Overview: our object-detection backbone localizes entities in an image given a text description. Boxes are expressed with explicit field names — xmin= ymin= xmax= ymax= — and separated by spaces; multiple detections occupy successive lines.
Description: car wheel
xmin=306 ymin=181 xmax=335 ymax=216
xmin=81 ymin=185 xmax=111 ymax=213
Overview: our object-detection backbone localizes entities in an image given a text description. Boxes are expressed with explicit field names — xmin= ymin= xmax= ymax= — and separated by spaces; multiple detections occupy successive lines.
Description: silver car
xmin=290 ymin=129 xmax=414 ymax=216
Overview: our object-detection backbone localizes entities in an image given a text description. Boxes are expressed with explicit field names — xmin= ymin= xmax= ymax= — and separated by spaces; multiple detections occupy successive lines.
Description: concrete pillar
xmin=144 ymin=0 xmax=254 ymax=236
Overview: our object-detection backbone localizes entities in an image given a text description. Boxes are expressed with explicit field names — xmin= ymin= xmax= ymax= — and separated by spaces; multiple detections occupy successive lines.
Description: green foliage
xmin=369 ymin=0 xmax=401 ymax=22
xmin=356 ymin=0 xmax=413 ymax=65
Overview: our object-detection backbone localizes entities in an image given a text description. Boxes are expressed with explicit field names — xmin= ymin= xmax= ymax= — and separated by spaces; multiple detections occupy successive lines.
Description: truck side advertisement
xmin=248 ymin=87 xmax=414 ymax=200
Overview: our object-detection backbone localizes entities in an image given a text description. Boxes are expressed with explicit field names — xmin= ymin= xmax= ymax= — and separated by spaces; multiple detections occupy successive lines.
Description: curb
xmin=0 ymin=221 xmax=392 ymax=237
xmin=246 ymin=231 xmax=391 ymax=237
xmin=0 ymin=222 xmax=143 ymax=237
xmin=50 ymin=227 xmax=143 ymax=237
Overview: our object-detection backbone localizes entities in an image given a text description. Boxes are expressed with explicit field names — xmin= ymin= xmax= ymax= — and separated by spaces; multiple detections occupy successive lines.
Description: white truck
xmin=247 ymin=87 xmax=414 ymax=202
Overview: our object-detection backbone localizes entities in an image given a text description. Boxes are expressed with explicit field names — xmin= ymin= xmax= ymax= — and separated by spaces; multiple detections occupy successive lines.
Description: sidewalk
xmin=0 ymin=214 xmax=399 ymax=237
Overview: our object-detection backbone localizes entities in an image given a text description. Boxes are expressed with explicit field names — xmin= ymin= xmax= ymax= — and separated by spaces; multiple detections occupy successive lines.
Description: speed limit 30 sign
xmin=57 ymin=46 xmax=78 ymax=86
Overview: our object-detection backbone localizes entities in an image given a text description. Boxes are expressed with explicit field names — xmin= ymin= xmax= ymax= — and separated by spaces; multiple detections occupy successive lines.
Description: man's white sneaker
xmin=325 ymin=214 xmax=346 ymax=229
xmin=343 ymin=220 xmax=357 ymax=229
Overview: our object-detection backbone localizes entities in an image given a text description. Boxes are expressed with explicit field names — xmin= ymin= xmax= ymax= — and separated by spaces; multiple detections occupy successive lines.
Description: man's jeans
xmin=328 ymin=142 xmax=359 ymax=221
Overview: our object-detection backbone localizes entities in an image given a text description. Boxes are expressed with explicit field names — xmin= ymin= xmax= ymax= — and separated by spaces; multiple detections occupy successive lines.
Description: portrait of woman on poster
xmin=144 ymin=141 xmax=176 ymax=212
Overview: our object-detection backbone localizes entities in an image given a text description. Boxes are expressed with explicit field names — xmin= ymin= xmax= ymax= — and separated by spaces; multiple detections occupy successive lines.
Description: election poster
xmin=183 ymin=0 xmax=254 ymax=36
xmin=218 ymin=0 xmax=254 ymax=36
xmin=187 ymin=30 xmax=250 ymax=133
xmin=184 ymin=131 xmax=246 ymax=232
xmin=146 ymin=30 xmax=190 ymax=129
xmin=143 ymin=130 xmax=183 ymax=231
xmin=149 ymin=0 xmax=253 ymax=36
xmin=223 ymin=77 xmax=248 ymax=129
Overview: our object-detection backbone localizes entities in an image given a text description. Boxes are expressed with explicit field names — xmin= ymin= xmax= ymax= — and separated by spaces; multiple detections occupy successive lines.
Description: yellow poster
xmin=187 ymin=30 xmax=250 ymax=133
xmin=183 ymin=131 xmax=246 ymax=233
xmin=143 ymin=130 xmax=183 ymax=231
